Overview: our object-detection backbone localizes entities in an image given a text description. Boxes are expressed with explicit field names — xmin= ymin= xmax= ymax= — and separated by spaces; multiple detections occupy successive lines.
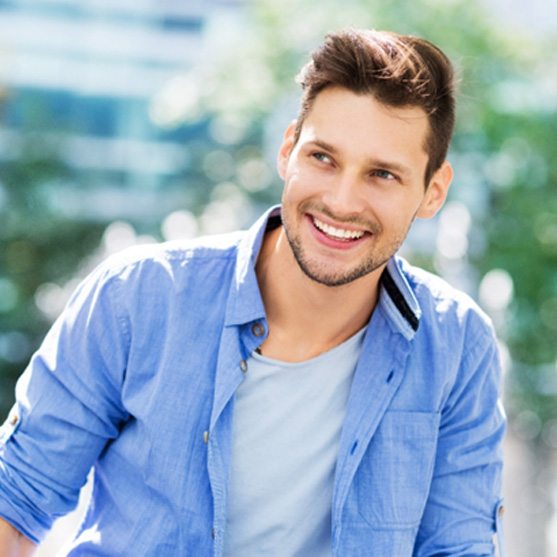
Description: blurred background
xmin=0 ymin=0 xmax=556 ymax=555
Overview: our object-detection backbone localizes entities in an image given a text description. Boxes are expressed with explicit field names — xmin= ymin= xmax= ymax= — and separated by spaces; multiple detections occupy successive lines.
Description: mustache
xmin=301 ymin=202 xmax=382 ymax=234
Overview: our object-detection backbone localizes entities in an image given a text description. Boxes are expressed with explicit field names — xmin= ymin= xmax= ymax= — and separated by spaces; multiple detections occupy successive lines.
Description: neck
xmin=255 ymin=226 xmax=383 ymax=362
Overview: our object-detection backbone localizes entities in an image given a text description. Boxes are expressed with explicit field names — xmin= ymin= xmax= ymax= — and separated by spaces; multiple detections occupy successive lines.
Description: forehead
xmin=299 ymin=87 xmax=430 ymax=163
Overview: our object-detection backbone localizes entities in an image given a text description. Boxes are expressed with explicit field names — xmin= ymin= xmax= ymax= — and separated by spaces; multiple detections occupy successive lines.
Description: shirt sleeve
xmin=0 ymin=260 xmax=131 ymax=543
xmin=413 ymin=325 xmax=506 ymax=557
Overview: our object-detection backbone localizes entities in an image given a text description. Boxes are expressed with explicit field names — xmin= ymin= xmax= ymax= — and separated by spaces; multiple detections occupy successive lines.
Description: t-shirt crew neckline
xmin=251 ymin=325 xmax=368 ymax=369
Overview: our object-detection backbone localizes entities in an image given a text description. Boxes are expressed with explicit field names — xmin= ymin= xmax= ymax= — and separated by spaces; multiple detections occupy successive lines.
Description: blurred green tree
xmin=2 ymin=0 xmax=556 ymax=445
xmin=191 ymin=4 xmax=555 ymax=548
xmin=0 ymin=101 xmax=105 ymax=413
xmin=1 ymin=3 xmax=555 ymax=552
xmin=196 ymin=0 xmax=557 ymax=435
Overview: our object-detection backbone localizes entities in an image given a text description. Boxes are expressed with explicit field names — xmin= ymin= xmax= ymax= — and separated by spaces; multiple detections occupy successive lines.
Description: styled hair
xmin=294 ymin=29 xmax=456 ymax=185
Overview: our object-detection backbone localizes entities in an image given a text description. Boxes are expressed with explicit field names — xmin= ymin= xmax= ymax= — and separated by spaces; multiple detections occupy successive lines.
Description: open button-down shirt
xmin=0 ymin=206 xmax=506 ymax=556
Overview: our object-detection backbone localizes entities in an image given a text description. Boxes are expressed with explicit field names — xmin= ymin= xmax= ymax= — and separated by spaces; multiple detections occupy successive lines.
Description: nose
xmin=321 ymin=171 xmax=367 ymax=218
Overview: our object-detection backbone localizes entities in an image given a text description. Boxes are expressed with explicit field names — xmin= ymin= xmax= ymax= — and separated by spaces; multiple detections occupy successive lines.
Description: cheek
xmin=289 ymin=164 xmax=333 ymax=195
xmin=278 ymin=155 xmax=290 ymax=181
xmin=282 ymin=169 xmax=312 ymax=202
xmin=369 ymin=193 xmax=422 ymax=228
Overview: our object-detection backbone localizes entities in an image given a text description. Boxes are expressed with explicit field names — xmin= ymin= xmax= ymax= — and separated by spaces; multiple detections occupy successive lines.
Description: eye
xmin=311 ymin=152 xmax=333 ymax=165
xmin=372 ymin=169 xmax=397 ymax=181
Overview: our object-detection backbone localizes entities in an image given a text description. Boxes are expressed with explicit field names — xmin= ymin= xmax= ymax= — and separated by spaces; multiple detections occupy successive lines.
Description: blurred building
xmin=0 ymin=0 xmax=244 ymax=226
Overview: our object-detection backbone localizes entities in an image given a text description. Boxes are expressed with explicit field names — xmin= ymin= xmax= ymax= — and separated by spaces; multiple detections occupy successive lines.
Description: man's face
xmin=277 ymin=86 xmax=451 ymax=287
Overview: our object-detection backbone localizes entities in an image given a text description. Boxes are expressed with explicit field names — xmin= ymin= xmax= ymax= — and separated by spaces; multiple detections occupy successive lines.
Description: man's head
xmin=294 ymin=29 xmax=456 ymax=186
xmin=275 ymin=29 xmax=456 ymax=288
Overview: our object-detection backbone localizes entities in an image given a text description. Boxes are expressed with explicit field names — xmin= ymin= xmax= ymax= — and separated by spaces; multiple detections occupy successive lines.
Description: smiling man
xmin=0 ymin=29 xmax=505 ymax=556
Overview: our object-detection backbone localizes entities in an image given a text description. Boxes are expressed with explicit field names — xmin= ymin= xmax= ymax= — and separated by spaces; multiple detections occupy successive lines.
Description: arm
xmin=413 ymin=328 xmax=506 ymax=556
xmin=0 ymin=258 xmax=131 ymax=544
xmin=0 ymin=517 xmax=36 ymax=556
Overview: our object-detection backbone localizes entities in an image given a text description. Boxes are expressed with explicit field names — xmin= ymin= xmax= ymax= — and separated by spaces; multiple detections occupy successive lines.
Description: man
xmin=0 ymin=29 xmax=505 ymax=556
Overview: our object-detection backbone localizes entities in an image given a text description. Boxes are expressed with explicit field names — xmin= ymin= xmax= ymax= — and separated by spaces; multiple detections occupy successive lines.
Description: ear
xmin=277 ymin=120 xmax=297 ymax=180
xmin=416 ymin=161 xmax=453 ymax=219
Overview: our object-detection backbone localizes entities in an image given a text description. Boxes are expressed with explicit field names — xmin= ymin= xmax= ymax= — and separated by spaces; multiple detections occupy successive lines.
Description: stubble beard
xmin=282 ymin=205 xmax=408 ymax=288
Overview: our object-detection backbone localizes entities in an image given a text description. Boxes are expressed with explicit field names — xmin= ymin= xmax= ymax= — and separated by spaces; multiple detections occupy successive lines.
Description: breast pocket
xmin=355 ymin=410 xmax=440 ymax=529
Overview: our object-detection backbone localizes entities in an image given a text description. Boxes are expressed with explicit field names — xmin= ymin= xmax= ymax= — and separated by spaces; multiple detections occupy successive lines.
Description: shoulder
xmin=396 ymin=260 xmax=502 ymax=409
xmin=398 ymin=258 xmax=495 ymax=346
xmin=67 ymin=231 xmax=246 ymax=313
xmin=95 ymin=230 xmax=245 ymax=283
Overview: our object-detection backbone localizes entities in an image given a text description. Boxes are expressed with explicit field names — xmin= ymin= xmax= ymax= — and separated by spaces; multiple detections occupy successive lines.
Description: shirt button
xmin=203 ymin=431 xmax=209 ymax=444
xmin=240 ymin=359 xmax=248 ymax=373
xmin=498 ymin=505 xmax=505 ymax=518
xmin=211 ymin=527 xmax=216 ymax=540
xmin=8 ymin=414 xmax=18 ymax=426
xmin=251 ymin=322 xmax=265 ymax=337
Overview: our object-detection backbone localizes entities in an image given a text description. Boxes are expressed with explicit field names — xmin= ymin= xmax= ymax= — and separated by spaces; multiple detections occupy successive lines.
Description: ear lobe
xmin=417 ymin=161 xmax=453 ymax=219
xmin=277 ymin=121 xmax=297 ymax=180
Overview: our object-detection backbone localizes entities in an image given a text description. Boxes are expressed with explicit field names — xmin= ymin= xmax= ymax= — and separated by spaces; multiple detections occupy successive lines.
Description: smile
xmin=312 ymin=216 xmax=366 ymax=241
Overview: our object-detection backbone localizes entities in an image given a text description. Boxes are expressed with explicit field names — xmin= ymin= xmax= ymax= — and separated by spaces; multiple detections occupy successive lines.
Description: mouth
xmin=311 ymin=215 xmax=368 ymax=242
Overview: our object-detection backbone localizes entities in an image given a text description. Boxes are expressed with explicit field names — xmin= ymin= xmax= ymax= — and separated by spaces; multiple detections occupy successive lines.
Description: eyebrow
xmin=306 ymin=139 xmax=412 ymax=177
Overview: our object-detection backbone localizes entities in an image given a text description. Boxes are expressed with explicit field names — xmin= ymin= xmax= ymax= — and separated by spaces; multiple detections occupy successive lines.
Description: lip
xmin=305 ymin=213 xmax=370 ymax=250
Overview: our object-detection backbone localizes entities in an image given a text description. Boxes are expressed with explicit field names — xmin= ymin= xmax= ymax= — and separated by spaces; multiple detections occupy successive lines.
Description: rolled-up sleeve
xmin=413 ymin=327 xmax=506 ymax=556
xmin=0 ymin=260 xmax=131 ymax=543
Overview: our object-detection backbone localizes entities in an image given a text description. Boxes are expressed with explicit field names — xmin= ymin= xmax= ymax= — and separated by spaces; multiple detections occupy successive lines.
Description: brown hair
xmin=294 ymin=29 xmax=456 ymax=185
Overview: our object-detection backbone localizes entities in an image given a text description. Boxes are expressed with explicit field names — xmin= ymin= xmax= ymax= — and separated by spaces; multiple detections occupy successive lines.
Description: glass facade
xmin=0 ymin=0 xmax=232 ymax=226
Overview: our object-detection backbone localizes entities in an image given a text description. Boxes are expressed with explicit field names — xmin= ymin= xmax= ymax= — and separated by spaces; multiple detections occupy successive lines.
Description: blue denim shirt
xmin=0 ymin=206 xmax=506 ymax=556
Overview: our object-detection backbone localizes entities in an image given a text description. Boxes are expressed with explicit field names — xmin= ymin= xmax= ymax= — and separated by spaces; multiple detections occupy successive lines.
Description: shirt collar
xmin=224 ymin=205 xmax=422 ymax=339
xmin=224 ymin=205 xmax=281 ymax=327
xmin=379 ymin=257 xmax=422 ymax=340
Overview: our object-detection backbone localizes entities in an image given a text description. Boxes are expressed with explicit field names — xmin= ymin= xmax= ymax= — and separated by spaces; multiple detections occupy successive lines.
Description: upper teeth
xmin=313 ymin=217 xmax=365 ymax=240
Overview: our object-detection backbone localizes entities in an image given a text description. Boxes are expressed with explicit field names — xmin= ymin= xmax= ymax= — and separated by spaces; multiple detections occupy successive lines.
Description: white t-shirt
xmin=223 ymin=327 xmax=367 ymax=556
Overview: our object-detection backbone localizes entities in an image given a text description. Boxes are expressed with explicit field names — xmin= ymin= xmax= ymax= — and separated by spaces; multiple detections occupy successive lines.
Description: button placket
xmin=251 ymin=322 xmax=265 ymax=337
xmin=495 ymin=499 xmax=506 ymax=557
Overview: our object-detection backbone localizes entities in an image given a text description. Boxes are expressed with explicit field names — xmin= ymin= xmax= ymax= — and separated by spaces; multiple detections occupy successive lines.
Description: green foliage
xmin=1 ymin=0 xmax=556 ymax=436
xmin=0 ymin=134 xmax=105 ymax=413
xmin=207 ymin=0 xmax=557 ymax=430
